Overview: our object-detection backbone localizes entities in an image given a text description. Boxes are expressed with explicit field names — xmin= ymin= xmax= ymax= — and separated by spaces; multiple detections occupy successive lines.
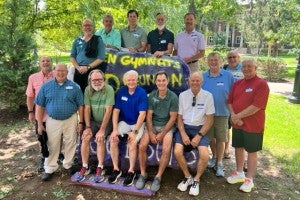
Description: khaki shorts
xmin=118 ymin=121 xmax=145 ymax=142
xmin=207 ymin=116 xmax=229 ymax=142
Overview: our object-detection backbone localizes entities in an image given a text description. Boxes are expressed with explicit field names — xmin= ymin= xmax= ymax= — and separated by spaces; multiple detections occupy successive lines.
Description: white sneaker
xmin=207 ymin=157 xmax=216 ymax=168
xmin=189 ymin=181 xmax=199 ymax=196
xmin=240 ymin=178 xmax=254 ymax=193
xmin=227 ymin=171 xmax=245 ymax=184
xmin=216 ymin=163 xmax=224 ymax=177
xmin=177 ymin=176 xmax=194 ymax=192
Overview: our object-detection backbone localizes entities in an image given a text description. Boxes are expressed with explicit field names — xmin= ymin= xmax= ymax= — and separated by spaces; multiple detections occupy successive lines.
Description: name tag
xmin=217 ymin=82 xmax=224 ymax=86
xmin=245 ymin=88 xmax=253 ymax=92
xmin=121 ymin=96 xmax=128 ymax=101
xmin=133 ymin=33 xmax=140 ymax=37
xmin=160 ymin=40 xmax=166 ymax=44
xmin=66 ymin=86 xmax=73 ymax=89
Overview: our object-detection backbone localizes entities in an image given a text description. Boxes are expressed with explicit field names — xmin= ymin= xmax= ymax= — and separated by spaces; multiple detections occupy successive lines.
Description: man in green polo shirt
xmin=136 ymin=71 xmax=179 ymax=192
xmin=120 ymin=9 xmax=147 ymax=53
xmin=76 ymin=69 xmax=115 ymax=183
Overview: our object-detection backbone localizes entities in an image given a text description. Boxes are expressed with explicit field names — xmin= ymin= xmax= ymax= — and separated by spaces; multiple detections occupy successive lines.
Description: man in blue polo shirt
xmin=35 ymin=63 xmax=84 ymax=181
xmin=202 ymin=52 xmax=234 ymax=177
xmin=108 ymin=70 xmax=148 ymax=186
xmin=147 ymin=13 xmax=174 ymax=57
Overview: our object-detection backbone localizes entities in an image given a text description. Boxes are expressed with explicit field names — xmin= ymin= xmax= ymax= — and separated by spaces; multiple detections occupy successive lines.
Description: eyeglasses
xmin=192 ymin=96 xmax=196 ymax=107
xmin=91 ymin=78 xmax=104 ymax=82
xmin=228 ymin=56 xmax=237 ymax=59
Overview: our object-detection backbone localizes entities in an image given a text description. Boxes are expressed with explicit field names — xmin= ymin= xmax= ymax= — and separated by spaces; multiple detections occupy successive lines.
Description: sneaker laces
xmin=244 ymin=178 xmax=252 ymax=185
xmin=96 ymin=167 xmax=102 ymax=176
xmin=79 ymin=167 xmax=87 ymax=176
xmin=191 ymin=181 xmax=198 ymax=188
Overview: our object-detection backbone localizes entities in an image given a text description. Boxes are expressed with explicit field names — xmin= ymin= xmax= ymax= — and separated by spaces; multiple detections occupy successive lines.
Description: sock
xmin=97 ymin=164 xmax=103 ymax=169
xmin=83 ymin=163 xmax=88 ymax=168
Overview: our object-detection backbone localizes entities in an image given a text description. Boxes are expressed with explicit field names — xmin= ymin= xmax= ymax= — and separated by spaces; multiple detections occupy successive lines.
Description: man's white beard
xmin=157 ymin=24 xmax=165 ymax=30
xmin=92 ymin=84 xmax=104 ymax=91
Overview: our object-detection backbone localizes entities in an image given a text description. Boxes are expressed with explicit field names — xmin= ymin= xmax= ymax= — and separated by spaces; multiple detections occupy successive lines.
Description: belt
xmin=187 ymin=60 xmax=199 ymax=64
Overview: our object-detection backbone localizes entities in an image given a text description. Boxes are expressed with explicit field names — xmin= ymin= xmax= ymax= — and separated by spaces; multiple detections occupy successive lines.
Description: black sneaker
xmin=38 ymin=157 xmax=45 ymax=172
xmin=57 ymin=153 xmax=64 ymax=164
xmin=108 ymin=170 xmax=122 ymax=184
xmin=41 ymin=173 xmax=52 ymax=181
xmin=123 ymin=172 xmax=136 ymax=186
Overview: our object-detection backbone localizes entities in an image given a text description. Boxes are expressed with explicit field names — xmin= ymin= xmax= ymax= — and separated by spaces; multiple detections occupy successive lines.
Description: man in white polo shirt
xmin=173 ymin=12 xmax=205 ymax=73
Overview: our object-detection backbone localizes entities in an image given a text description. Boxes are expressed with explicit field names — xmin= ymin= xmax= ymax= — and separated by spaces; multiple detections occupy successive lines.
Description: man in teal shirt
xmin=136 ymin=71 xmax=178 ymax=192
xmin=95 ymin=14 xmax=121 ymax=50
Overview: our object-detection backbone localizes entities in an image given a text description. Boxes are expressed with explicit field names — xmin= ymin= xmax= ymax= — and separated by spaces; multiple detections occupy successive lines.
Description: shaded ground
xmin=0 ymin=108 xmax=299 ymax=200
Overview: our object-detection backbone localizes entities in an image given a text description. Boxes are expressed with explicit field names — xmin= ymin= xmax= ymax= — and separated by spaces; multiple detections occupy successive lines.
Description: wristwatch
xmin=198 ymin=132 xmax=204 ymax=137
xmin=87 ymin=65 xmax=91 ymax=70
xmin=133 ymin=130 xmax=138 ymax=134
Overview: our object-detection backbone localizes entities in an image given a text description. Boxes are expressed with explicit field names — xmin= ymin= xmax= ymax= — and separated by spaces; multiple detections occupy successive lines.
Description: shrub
xmin=256 ymin=57 xmax=287 ymax=82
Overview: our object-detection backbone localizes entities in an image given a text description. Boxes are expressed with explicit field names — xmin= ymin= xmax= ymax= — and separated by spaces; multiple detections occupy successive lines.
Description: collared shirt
xmin=70 ymin=35 xmax=105 ymax=65
xmin=223 ymin=63 xmax=243 ymax=81
xmin=121 ymin=25 xmax=147 ymax=49
xmin=95 ymin=28 xmax=121 ymax=49
xmin=202 ymin=69 xmax=234 ymax=116
xmin=84 ymin=84 xmax=115 ymax=123
xmin=148 ymin=89 xmax=178 ymax=126
xmin=115 ymin=86 xmax=148 ymax=125
xmin=26 ymin=71 xmax=53 ymax=98
xmin=179 ymin=89 xmax=215 ymax=126
xmin=26 ymin=71 xmax=53 ymax=122
xmin=174 ymin=29 xmax=205 ymax=58
xmin=147 ymin=28 xmax=174 ymax=54
xmin=35 ymin=79 xmax=83 ymax=120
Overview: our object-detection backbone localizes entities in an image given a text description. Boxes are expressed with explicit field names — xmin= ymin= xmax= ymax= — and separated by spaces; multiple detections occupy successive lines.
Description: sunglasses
xmin=192 ymin=96 xmax=196 ymax=107
xmin=91 ymin=78 xmax=104 ymax=82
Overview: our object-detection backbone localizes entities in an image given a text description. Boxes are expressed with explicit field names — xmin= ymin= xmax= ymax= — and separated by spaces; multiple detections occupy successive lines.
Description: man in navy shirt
xmin=147 ymin=13 xmax=174 ymax=57
xmin=35 ymin=63 xmax=84 ymax=181
xmin=108 ymin=70 xmax=148 ymax=186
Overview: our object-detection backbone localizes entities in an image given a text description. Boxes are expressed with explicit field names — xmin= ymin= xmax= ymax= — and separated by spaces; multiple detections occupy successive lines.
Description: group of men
xmin=25 ymin=9 xmax=269 ymax=197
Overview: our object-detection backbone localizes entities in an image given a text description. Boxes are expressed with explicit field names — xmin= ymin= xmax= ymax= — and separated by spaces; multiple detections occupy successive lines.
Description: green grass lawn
xmin=264 ymin=94 xmax=300 ymax=177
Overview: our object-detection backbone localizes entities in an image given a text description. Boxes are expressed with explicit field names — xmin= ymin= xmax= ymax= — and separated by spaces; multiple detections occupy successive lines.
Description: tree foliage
xmin=0 ymin=0 xmax=38 ymax=109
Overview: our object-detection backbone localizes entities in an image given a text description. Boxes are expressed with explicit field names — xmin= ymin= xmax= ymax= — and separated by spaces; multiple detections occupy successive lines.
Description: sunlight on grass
xmin=264 ymin=94 xmax=300 ymax=176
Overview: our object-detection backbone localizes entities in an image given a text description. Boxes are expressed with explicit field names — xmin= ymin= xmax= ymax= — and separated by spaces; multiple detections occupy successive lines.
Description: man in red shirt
xmin=226 ymin=58 xmax=269 ymax=193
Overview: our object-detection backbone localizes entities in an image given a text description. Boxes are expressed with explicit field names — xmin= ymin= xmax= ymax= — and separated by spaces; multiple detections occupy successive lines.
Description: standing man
xmin=35 ymin=63 xmax=84 ymax=181
xmin=147 ymin=13 xmax=174 ymax=57
xmin=136 ymin=71 xmax=178 ymax=192
xmin=226 ymin=58 xmax=269 ymax=193
xmin=108 ymin=70 xmax=148 ymax=186
xmin=121 ymin=10 xmax=147 ymax=53
xmin=173 ymin=12 xmax=205 ymax=73
xmin=202 ymin=52 xmax=234 ymax=177
xmin=70 ymin=18 xmax=106 ymax=93
xmin=26 ymin=56 xmax=53 ymax=171
xmin=223 ymin=50 xmax=243 ymax=158
xmin=174 ymin=72 xmax=214 ymax=196
xmin=76 ymin=69 xmax=114 ymax=183
xmin=95 ymin=14 xmax=121 ymax=50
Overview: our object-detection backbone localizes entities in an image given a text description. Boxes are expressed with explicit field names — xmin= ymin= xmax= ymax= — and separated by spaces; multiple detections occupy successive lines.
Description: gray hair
xmin=123 ymin=70 xmax=139 ymax=80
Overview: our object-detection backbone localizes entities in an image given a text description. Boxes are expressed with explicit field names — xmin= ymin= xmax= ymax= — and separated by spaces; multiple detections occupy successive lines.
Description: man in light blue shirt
xmin=202 ymin=52 xmax=234 ymax=178
xmin=95 ymin=14 xmax=121 ymax=50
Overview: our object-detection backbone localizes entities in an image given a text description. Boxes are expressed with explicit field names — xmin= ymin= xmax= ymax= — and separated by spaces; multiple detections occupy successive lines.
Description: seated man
xmin=136 ymin=71 xmax=178 ymax=192
xmin=174 ymin=71 xmax=214 ymax=196
xmin=76 ymin=69 xmax=114 ymax=182
xmin=108 ymin=70 xmax=148 ymax=186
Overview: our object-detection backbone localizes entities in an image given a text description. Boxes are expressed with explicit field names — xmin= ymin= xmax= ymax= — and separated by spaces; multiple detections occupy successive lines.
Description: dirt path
xmin=1 ymin=120 xmax=299 ymax=200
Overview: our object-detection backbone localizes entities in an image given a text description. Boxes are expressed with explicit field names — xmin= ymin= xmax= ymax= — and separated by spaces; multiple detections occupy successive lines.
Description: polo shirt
xmin=26 ymin=71 xmax=53 ymax=98
xmin=35 ymin=79 xmax=84 ymax=120
xmin=174 ymin=29 xmax=205 ymax=58
xmin=121 ymin=25 xmax=147 ymax=49
xmin=228 ymin=75 xmax=269 ymax=133
xmin=223 ymin=63 xmax=243 ymax=81
xmin=202 ymin=69 xmax=234 ymax=116
xmin=147 ymin=28 xmax=174 ymax=54
xmin=115 ymin=86 xmax=148 ymax=125
xmin=70 ymin=35 xmax=105 ymax=66
xmin=178 ymin=89 xmax=215 ymax=126
xmin=84 ymin=84 xmax=115 ymax=122
xmin=148 ymin=89 xmax=178 ymax=126
xmin=95 ymin=28 xmax=121 ymax=49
